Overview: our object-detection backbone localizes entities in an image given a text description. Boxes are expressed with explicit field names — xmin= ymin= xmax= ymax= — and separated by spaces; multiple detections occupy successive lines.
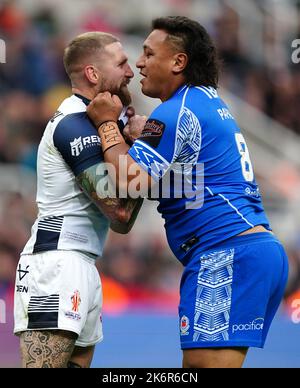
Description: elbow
xmin=113 ymin=224 xmax=132 ymax=234
xmin=115 ymin=207 xmax=131 ymax=225
xmin=110 ymin=213 xmax=132 ymax=235
xmin=110 ymin=208 xmax=133 ymax=234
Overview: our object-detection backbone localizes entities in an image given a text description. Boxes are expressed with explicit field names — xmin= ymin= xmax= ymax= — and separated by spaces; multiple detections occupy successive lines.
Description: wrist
xmin=97 ymin=119 xmax=117 ymax=128
xmin=98 ymin=121 xmax=126 ymax=153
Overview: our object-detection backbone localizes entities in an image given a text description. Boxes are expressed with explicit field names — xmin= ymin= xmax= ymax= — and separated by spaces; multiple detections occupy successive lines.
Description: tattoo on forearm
xmin=99 ymin=122 xmax=124 ymax=152
xmin=20 ymin=330 xmax=76 ymax=368
xmin=77 ymin=164 xmax=143 ymax=232
xmin=77 ymin=165 xmax=124 ymax=222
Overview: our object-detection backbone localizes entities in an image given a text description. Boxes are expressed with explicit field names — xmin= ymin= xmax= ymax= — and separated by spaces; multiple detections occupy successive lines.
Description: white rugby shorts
xmin=14 ymin=250 xmax=103 ymax=347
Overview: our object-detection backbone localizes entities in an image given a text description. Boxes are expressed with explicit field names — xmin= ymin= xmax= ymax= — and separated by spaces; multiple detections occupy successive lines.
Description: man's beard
xmin=99 ymin=80 xmax=132 ymax=107
xmin=116 ymin=85 xmax=132 ymax=107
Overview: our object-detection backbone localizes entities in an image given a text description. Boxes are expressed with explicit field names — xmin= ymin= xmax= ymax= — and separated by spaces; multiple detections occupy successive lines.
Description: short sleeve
xmin=53 ymin=112 xmax=103 ymax=176
xmin=128 ymin=101 xmax=196 ymax=181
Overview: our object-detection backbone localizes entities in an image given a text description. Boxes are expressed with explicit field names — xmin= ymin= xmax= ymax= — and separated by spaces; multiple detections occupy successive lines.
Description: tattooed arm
xmin=76 ymin=162 xmax=143 ymax=234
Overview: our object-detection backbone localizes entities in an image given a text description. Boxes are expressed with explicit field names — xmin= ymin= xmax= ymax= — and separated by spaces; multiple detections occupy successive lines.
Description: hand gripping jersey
xmin=128 ymin=85 xmax=271 ymax=263
xmin=22 ymin=94 xmax=128 ymax=258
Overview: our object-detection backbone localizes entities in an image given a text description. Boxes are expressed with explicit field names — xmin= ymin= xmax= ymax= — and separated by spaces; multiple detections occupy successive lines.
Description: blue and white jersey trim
xmin=130 ymin=140 xmax=170 ymax=180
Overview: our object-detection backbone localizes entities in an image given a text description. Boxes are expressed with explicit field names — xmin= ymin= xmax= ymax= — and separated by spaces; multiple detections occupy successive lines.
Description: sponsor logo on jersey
xmin=17 ymin=264 xmax=30 ymax=281
xmin=139 ymin=119 xmax=165 ymax=148
xmin=16 ymin=285 xmax=29 ymax=293
xmin=232 ymin=318 xmax=264 ymax=333
xmin=180 ymin=315 xmax=190 ymax=335
xmin=245 ymin=187 xmax=260 ymax=197
xmin=70 ymin=135 xmax=101 ymax=156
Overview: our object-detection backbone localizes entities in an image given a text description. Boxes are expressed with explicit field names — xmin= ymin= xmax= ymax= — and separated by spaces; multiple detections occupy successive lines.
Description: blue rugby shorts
xmin=179 ymin=232 xmax=289 ymax=349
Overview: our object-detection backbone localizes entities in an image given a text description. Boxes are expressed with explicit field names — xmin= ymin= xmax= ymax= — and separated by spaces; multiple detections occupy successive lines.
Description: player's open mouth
xmin=140 ymin=74 xmax=147 ymax=84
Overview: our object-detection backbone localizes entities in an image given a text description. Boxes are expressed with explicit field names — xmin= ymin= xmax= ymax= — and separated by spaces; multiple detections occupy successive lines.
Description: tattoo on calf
xmin=20 ymin=330 xmax=76 ymax=368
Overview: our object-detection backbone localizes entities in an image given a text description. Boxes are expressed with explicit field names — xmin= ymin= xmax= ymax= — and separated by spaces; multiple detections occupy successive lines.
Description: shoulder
xmin=151 ymin=89 xmax=188 ymax=119
xmin=186 ymin=86 xmax=221 ymax=114
xmin=57 ymin=95 xmax=87 ymax=116
xmin=55 ymin=111 xmax=94 ymax=131
xmin=189 ymin=86 xmax=219 ymax=100
xmin=52 ymin=112 xmax=97 ymax=148
xmin=152 ymin=85 xmax=218 ymax=117
xmin=51 ymin=96 xmax=97 ymax=141
xmin=50 ymin=95 xmax=93 ymax=132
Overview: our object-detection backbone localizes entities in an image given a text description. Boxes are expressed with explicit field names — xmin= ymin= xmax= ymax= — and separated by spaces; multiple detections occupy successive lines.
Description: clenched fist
xmin=123 ymin=115 xmax=148 ymax=143
xmin=87 ymin=92 xmax=123 ymax=128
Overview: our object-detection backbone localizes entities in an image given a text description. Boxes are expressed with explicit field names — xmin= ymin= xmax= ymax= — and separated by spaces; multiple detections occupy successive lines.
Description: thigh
xmin=20 ymin=330 xmax=76 ymax=368
xmin=183 ymin=347 xmax=248 ymax=368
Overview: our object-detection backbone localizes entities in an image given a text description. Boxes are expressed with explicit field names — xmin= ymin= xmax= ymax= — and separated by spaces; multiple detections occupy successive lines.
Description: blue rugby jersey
xmin=128 ymin=85 xmax=271 ymax=262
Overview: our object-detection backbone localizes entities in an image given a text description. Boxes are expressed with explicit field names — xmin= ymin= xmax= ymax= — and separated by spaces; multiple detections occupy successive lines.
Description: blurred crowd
xmin=214 ymin=4 xmax=300 ymax=135
xmin=1 ymin=0 xmax=300 ymax=317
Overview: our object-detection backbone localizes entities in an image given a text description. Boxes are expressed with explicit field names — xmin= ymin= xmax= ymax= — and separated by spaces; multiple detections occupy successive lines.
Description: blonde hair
xmin=63 ymin=32 xmax=119 ymax=79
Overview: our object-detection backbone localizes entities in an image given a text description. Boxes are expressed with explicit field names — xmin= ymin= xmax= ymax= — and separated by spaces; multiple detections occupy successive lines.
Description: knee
xmin=183 ymin=351 xmax=205 ymax=368
xmin=67 ymin=361 xmax=82 ymax=368
xmin=183 ymin=348 xmax=248 ymax=369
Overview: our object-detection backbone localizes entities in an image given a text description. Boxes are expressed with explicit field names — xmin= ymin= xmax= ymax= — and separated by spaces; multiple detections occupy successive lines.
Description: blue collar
xmin=74 ymin=93 xmax=91 ymax=106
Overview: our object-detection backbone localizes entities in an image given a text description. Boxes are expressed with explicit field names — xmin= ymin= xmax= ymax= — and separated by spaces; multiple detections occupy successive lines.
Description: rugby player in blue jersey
xmin=87 ymin=17 xmax=289 ymax=368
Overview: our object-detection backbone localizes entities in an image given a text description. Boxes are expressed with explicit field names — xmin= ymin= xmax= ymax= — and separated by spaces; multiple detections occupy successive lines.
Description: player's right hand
xmin=126 ymin=106 xmax=135 ymax=118
xmin=87 ymin=92 xmax=123 ymax=128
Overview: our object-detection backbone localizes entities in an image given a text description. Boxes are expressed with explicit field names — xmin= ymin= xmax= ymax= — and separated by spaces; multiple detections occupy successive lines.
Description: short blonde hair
xmin=63 ymin=32 xmax=119 ymax=79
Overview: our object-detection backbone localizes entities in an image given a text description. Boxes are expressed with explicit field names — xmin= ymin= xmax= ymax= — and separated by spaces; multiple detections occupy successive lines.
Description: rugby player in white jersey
xmin=14 ymin=32 xmax=145 ymax=368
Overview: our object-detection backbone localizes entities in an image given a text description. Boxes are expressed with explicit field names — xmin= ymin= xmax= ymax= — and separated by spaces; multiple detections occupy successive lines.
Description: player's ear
xmin=172 ymin=53 xmax=188 ymax=75
xmin=84 ymin=65 xmax=100 ymax=85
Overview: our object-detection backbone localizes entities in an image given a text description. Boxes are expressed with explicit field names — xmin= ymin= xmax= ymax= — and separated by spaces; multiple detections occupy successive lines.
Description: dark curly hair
xmin=152 ymin=16 xmax=220 ymax=88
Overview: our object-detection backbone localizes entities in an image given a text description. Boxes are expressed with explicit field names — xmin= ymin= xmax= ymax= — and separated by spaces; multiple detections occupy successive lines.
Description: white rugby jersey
xmin=22 ymin=94 xmax=128 ymax=258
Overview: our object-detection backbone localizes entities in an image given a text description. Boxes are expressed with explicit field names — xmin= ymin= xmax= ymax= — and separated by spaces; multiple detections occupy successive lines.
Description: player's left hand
xmin=123 ymin=115 xmax=148 ymax=143
xmin=87 ymin=92 xmax=123 ymax=128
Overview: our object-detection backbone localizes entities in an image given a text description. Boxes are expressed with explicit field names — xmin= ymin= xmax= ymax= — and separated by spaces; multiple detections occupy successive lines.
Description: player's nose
xmin=136 ymin=54 xmax=144 ymax=69
xmin=126 ymin=64 xmax=134 ymax=78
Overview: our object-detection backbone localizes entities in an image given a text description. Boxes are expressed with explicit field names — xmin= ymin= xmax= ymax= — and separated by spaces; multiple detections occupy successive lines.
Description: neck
xmin=72 ymin=87 xmax=96 ymax=101
xmin=160 ymin=77 xmax=186 ymax=102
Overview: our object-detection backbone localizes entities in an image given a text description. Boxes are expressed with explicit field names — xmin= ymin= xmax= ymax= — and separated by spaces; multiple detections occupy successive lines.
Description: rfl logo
xmin=71 ymin=290 xmax=81 ymax=313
